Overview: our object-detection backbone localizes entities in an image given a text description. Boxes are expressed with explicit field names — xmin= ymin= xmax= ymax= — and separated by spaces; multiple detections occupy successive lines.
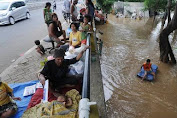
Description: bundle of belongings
xmin=22 ymin=89 xmax=81 ymax=118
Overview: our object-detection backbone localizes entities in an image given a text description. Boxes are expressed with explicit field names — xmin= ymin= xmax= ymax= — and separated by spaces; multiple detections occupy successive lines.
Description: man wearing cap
xmin=38 ymin=47 xmax=88 ymax=92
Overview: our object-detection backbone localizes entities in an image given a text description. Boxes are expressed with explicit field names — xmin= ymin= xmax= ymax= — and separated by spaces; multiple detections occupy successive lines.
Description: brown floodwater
xmin=98 ymin=15 xmax=177 ymax=118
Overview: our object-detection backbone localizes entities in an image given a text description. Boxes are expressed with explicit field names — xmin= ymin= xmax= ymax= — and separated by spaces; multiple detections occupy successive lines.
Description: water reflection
xmin=99 ymin=15 xmax=177 ymax=118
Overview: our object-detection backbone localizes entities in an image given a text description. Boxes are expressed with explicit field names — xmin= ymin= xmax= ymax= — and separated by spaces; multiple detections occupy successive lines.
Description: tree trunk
xmin=172 ymin=30 xmax=177 ymax=45
xmin=161 ymin=11 xmax=167 ymax=29
xmin=159 ymin=2 xmax=177 ymax=64
xmin=167 ymin=0 xmax=172 ymax=24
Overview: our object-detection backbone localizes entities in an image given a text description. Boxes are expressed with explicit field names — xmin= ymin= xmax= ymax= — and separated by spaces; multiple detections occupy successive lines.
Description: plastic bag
xmin=70 ymin=61 xmax=84 ymax=74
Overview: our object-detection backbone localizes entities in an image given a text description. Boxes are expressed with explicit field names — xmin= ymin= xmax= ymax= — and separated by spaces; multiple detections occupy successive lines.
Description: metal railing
xmin=81 ymin=33 xmax=91 ymax=99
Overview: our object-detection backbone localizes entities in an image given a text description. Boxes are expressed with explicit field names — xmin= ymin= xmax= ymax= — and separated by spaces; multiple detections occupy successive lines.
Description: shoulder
xmin=46 ymin=60 xmax=55 ymax=65
xmin=77 ymin=31 xmax=81 ymax=34
xmin=1 ymin=82 xmax=10 ymax=89
xmin=70 ymin=32 xmax=73 ymax=36
xmin=1 ymin=82 xmax=7 ymax=87
xmin=49 ymin=22 xmax=54 ymax=27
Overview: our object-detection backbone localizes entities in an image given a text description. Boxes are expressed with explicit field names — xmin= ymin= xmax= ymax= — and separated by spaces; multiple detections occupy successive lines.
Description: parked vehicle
xmin=0 ymin=0 xmax=30 ymax=25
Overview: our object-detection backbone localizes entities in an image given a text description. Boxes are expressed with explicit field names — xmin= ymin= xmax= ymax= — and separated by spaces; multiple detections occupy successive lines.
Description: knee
xmin=63 ymin=30 xmax=66 ymax=34
xmin=1 ymin=109 xmax=17 ymax=118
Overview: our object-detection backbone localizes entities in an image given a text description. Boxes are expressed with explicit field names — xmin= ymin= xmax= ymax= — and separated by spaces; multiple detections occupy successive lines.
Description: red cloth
xmin=27 ymin=88 xmax=57 ymax=109
xmin=27 ymin=82 xmax=82 ymax=109
xmin=81 ymin=39 xmax=87 ymax=45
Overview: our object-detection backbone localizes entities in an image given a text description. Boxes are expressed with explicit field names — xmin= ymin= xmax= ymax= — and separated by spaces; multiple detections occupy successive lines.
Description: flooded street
xmin=98 ymin=15 xmax=177 ymax=118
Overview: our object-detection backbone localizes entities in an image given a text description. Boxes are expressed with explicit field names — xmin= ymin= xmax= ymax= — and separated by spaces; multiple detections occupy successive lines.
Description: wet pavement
xmin=99 ymin=15 xmax=177 ymax=118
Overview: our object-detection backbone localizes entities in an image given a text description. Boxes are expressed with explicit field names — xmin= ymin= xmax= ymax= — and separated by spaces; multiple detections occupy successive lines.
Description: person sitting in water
xmin=142 ymin=59 xmax=156 ymax=80
xmin=0 ymin=77 xmax=21 ymax=118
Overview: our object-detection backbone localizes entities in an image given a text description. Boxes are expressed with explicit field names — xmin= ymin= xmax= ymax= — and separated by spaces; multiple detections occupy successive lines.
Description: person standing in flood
xmin=43 ymin=2 xmax=53 ymax=27
xmin=70 ymin=0 xmax=78 ymax=21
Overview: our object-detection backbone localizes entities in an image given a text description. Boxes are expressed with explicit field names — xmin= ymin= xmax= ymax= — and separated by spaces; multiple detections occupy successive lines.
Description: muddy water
xmin=98 ymin=15 xmax=177 ymax=118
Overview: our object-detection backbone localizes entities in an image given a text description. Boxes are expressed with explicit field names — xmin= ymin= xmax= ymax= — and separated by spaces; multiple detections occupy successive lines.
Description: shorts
xmin=0 ymin=102 xmax=17 ymax=116
xmin=50 ymin=31 xmax=63 ymax=44
xmin=56 ymin=31 xmax=63 ymax=37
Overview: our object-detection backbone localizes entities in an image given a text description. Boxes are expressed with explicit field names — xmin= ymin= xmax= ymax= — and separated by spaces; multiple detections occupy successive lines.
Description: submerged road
xmin=100 ymin=15 xmax=177 ymax=118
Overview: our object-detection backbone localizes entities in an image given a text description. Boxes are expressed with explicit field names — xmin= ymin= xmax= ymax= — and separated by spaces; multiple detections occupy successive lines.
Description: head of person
xmin=146 ymin=59 xmax=151 ymax=64
xmin=83 ymin=14 xmax=91 ymax=24
xmin=80 ymin=8 xmax=86 ymax=15
xmin=53 ymin=48 xmax=65 ymax=66
xmin=52 ymin=13 xmax=58 ymax=22
xmin=73 ymin=0 xmax=78 ymax=5
xmin=45 ymin=2 xmax=51 ymax=9
xmin=34 ymin=40 xmax=40 ymax=46
xmin=70 ymin=23 xmax=78 ymax=31
xmin=57 ymin=95 xmax=67 ymax=105
xmin=86 ymin=0 xmax=94 ymax=7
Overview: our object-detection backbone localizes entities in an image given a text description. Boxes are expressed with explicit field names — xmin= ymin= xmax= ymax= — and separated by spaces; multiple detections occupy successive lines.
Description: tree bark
xmin=161 ymin=11 xmax=167 ymax=29
xmin=159 ymin=2 xmax=177 ymax=64
xmin=167 ymin=0 xmax=172 ymax=24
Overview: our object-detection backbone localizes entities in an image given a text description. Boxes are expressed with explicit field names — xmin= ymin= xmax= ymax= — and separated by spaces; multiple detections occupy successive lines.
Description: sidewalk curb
xmin=0 ymin=44 xmax=36 ymax=78
xmin=0 ymin=37 xmax=46 ymax=80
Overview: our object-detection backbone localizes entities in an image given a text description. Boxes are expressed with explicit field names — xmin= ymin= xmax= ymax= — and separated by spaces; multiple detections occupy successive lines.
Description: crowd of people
xmin=39 ymin=0 xmax=96 ymax=92
xmin=0 ymin=0 xmax=157 ymax=117
xmin=0 ymin=0 xmax=95 ymax=117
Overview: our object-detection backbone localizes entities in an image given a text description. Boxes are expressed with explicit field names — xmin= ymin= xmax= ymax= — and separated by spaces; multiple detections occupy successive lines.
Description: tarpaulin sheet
xmin=9 ymin=80 xmax=39 ymax=118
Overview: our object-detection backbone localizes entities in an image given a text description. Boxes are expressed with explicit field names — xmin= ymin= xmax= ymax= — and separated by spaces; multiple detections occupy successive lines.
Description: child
xmin=142 ymin=59 xmax=156 ymax=80
xmin=79 ymin=14 xmax=93 ymax=44
xmin=43 ymin=2 xmax=52 ymax=27
xmin=57 ymin=95 xmax=73 ymax=108
xmin=34 ymin=40 xmax=45 ymax=56
xmin=0 ymin=77 xmax=21 ymax=118
xmin=69 ymin=23 xmax=81 ymax=48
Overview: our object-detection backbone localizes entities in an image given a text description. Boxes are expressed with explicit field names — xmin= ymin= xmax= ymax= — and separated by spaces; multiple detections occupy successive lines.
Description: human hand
xmin=83 ymin=45 xmax=90 ymax=52
xmin=40 ymin=80 xmax=45 ymax=87
xmin=12 ymin=97 xmax=21 ymax=101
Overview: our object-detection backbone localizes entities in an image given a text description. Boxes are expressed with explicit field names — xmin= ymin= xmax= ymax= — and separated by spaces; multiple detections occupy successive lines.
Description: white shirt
xmin=64 ymin=0 xmax=71 ymax=13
